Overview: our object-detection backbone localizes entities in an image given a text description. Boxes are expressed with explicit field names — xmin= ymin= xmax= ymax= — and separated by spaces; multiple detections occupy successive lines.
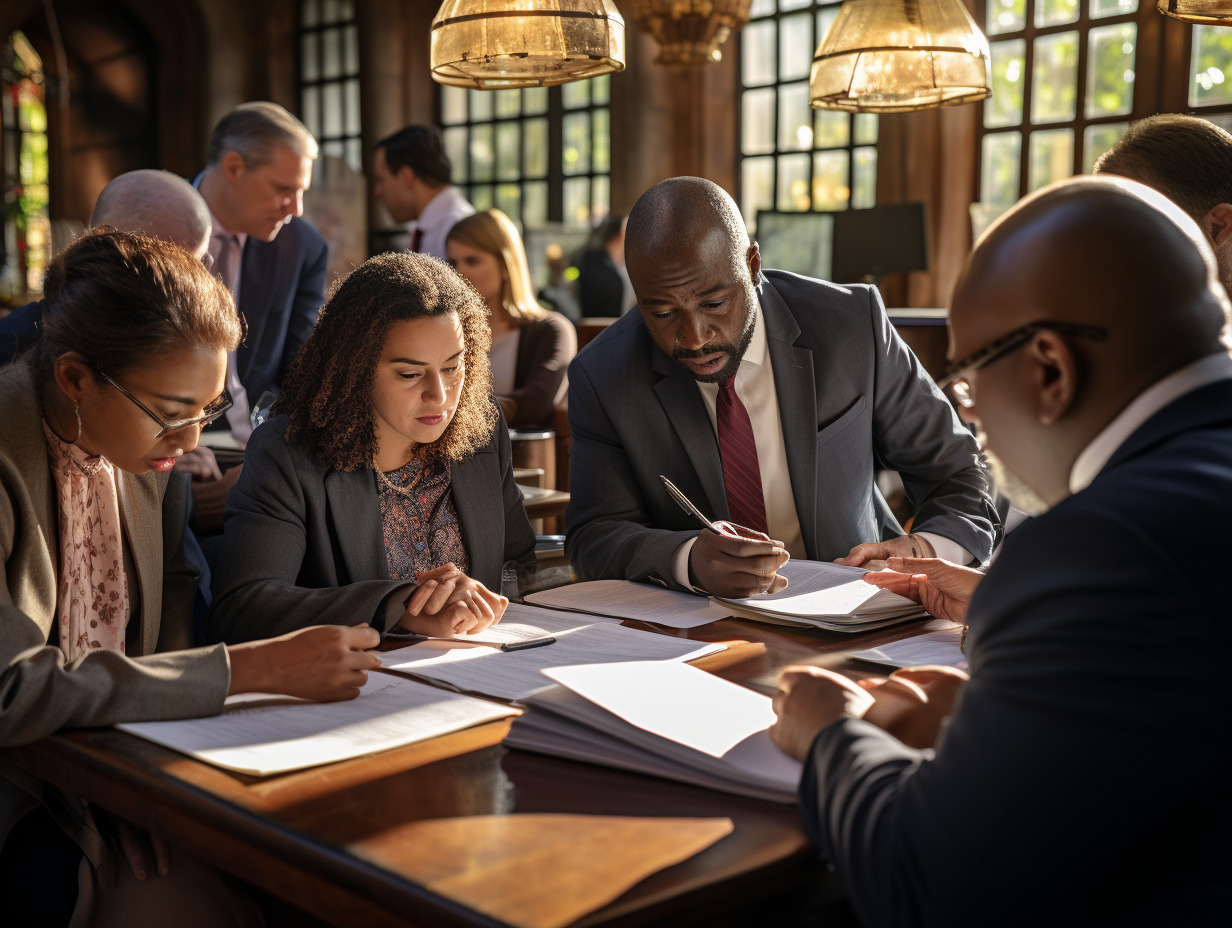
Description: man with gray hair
xmin=195 ymin=101 xmax=328 ymax=444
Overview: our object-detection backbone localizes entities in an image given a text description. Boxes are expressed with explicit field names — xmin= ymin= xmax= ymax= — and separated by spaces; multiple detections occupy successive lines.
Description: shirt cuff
xmin=672 ymin=536 xmax=699 ymax=589
xmin=915 ymin=532 xmax=972 ymax=567
xmin=377 ymin=583 xmax=417 ymax=633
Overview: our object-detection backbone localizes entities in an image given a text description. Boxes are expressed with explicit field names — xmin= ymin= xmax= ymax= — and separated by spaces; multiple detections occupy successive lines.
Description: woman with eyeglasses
xmin=0 ymin=230 xmax=380 ymax=925
xmin=207 ymin=251 xmax=535 ymax=648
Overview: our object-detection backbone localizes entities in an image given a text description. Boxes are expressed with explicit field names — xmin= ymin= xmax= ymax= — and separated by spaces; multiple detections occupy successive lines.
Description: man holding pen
xmin=565 ymin=177 xmax=998 ymax=597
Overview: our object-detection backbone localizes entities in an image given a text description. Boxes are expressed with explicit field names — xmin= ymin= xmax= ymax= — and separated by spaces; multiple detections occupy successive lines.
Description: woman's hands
xmin=397 ymin=563 xmax=509 ymax=637
xmin=226 ymin=624 xmax=382 ymax=701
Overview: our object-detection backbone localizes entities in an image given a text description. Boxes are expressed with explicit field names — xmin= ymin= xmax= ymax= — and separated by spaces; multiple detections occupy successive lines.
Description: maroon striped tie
xmin=717 ymin=373 xmax=768 ymax=533
xmin=411 ymin=228 xmax=423 ymax=253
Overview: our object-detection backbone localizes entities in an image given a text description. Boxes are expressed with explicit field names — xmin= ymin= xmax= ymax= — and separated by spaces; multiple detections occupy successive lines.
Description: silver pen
xmin=659 ymin=474 xmax=722 ymax=534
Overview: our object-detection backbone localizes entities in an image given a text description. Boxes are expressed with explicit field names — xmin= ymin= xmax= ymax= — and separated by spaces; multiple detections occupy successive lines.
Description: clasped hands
xmin=396 ymin=562 xmax=509 ymax=638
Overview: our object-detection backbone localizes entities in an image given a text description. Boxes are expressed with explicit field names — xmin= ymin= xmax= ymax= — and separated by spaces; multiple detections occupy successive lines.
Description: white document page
xmin=848 ymin=623 xmax=968 ymax=671
xmin=717 ymin=559 xmax=916 ymax=617
xmin=117 ymin=674 xmax=517 ymax=776
xmin=379 ymin=603 xmax=724 ymax=701
xmin=525 ymin=580 xmax=720 ymax=629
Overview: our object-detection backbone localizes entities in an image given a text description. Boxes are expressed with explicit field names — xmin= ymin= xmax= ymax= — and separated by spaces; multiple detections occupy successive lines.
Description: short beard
xmin=982 ymin=445 xmax=1050 ymax=517
xmin=673 ymin=295 xmax=757 ymax=384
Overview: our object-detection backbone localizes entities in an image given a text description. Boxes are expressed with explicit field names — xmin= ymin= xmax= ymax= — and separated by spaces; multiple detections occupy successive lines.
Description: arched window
xmin=1 ymin=31 xmax=50 ymax=300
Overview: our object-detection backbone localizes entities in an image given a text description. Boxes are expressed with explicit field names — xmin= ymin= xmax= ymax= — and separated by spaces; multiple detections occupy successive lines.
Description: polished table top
xmin=4 ymin=612 xmax=934 ymax=927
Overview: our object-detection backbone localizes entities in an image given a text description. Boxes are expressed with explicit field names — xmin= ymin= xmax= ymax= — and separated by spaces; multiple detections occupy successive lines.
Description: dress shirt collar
xmin=415 ymin=185 xmax=465 ymax=233
xmin=741 ymin=303 xmax=769 ymax=374
xmin=1069 ymin=349 xmax=1232 ymax=494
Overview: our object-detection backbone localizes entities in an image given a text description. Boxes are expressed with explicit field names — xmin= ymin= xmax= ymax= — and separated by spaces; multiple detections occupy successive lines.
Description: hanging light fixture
xmin=810 ymin=0 xmax=991 ymax=113
xmin=627 ymin=0 xmax=753 ymax=66
xmin=430 ymin=1 xmax=626 ymax=89
xmin=1157 ymin=0 xmax=1232 ymax=24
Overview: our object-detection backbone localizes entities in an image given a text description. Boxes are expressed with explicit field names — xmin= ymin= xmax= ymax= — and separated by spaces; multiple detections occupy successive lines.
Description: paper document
xmin=117 ymin=674 xmax=517 ymax=776
xmin=379 ymin=602 xmax=725 ymax=701
xmin=848 ymin=623 xmax=968 ymax=671
xmin=526 ymin=580 xmax=720 ymax=629
xmin=507 ymin=661 xmax=801 ymax=803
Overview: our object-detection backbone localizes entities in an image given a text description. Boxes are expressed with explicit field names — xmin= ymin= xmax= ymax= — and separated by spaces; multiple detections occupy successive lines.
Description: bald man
xmin=566 ymin=177 xmax=997 ymax=597
xmin=770 ymin=177 xmax=1232 ymax=925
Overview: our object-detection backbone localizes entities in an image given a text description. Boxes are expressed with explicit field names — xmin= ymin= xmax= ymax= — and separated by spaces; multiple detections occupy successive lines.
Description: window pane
xmin=813 ymin=109 xmax=850 ymax=149
xmin=321 ymin=0 xmax=346 ymax=25
xmin=812 ymin=150 xmax=850 ymax=211
xmin=1085 ymin=23 xmax=1135 ymax=119
xmin=1206 ymin=113 xmax=1232 ymax=134
xmin=469 ymin=89 xmax=493 ymax=122
xmin=742 ymin=21 xmax=777 ymax=87
xmin=322 ymin=28 xmax=342 ymax=80
xmin=496 ymin=122 xmax=520 ymax=181
xmin=441 ymin=86 xmax=468 ymax=125
xmin=1028 ymin=127 xmax=1074 ymax=191
xmin=471 ymin=185 xmax=494 ymax=212
xmin=780 ymin=0 xmax=812 ymax=9
xmin=981 ymin=131 xmax=1022 ymax=205
xmin=1032 ymin=31 xmax=1079 ymax=124
xmin=523 ymin=118 xmax=548 ymax=178
xmin=471 ymin=124 xmax=495 ymax=182
xmin=592 ymin=108 xmax=610 ymax=173
xmin=563 ymin=112 xmax=591 ymax=175
xmin=986 ymin=39 xmax=1026 ymax=129
xmin=444 ymin=126 xmax=468 ymax=183
xmin=344 ymin=78 xmax=360 ymax=136
xmin=852 ymin=147 xmax=877 ymax=210
xmin=743 ymin=88 xmax=776 ymax=155
xmin=524 ymin=181 xmax=548 ymax=228
xmin=1090 ymin=0 xmax=1136 ymax=16
xmin=323 ymin=82 xmax=343 ymax=137
xmin=1036 ymin=0 xmax=1080 ymax=27
xmin=987 ymin=0 xmax=1026 ymax=35
xmin=495 ymin=89 xmax=521 ymax=119
xmin=564 ymin=177 xmax=591 ymax=226
xmin=323 ymin=139 xmax=344 ymax=159
xmin=344 ymin=23 xmax=359 ymax=74
xmin=750 ymin=0 xmax=776 ymax=16
xmin=562 ymin=79 xmax=590 ymax=110
xmin=1190 ymin=25 xmax=1232 ymax=109
xmin=592 ymin=74 xmax=611 ymax=106
xmin=1083 ymin=121 xmax=1128 ymax=173
xmin=816 ymin=6 xmax=840 ymax=43
xmin=592 ymin=175 xmax=610 ymax=220
xmin=301 ymin=33 xmax=320 ymax=82
xmin=854 ymin=113 xmax=878 ymax=146
xmin=301 ymin=86 xmax=320 ymax=138
xmin=345 ymin=138 xmax=362 ymax=174
xmin=523 ymin=86 xmax=549 ymax=115
xmin=779 ymin=12 xmax=812 ymax=81
xmin=302 ymin=0 xmax=320 ymax=28
xmin=778 ymin=81 xmax=811 ymax=151
xmin=777 ymin=153 xmax=811 ymax=211
xmin=742 ymin=156 xmax=775 ymax=230
xmin=496 ymin=183 xmax=522 ymax=222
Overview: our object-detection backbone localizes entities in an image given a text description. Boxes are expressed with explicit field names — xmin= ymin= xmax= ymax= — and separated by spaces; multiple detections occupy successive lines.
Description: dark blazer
xmin=800 ymin=378 xmax=1232 ymax=927
xmin=565 ymin=271 xmax=998 ymax=588
xmin=234 ymin=217 xmax=328 ymax=403
xmin=507 ymin=311 xmax=577 ymax=428
xmin=207 ymin=414 xmax=538 ymax=643
xmin=0 ymin=301 xmax=44 ymax=365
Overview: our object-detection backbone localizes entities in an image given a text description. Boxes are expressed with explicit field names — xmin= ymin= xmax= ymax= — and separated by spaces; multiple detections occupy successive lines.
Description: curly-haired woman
xmin=208 ymin=252 xmax=537 ymax=646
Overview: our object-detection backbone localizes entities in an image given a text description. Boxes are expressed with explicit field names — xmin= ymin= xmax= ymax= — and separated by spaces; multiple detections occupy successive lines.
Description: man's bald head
xmin=626 ymin=177 xmax=750 ymax=278
xmin=90 ymin=170 xmax=212 ymax=260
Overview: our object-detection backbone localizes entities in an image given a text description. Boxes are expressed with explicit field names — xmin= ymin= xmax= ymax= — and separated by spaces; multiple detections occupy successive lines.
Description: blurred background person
xmin=576 ymin=213 xmax=634 ymax=318
xmin=446 ymin=209 xmax=577 ymax=429
xmin=372 ymin=125 xmax=474 ymax=261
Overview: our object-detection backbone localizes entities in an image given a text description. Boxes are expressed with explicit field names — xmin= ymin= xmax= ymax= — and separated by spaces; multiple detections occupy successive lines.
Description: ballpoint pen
xmin=659 ymin=474 xmax=723 ymax=534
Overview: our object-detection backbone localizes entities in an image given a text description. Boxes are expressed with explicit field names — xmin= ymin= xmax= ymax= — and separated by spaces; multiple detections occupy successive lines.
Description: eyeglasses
xmin=96 ymin=369 xmax=233 ymax=438
xmin=939 ymin=321 xmax=1108 ymax=408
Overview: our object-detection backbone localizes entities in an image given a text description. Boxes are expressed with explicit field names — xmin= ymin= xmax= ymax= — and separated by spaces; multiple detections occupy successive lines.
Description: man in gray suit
xmin=566 ymin=177 xmax=997 ymax=598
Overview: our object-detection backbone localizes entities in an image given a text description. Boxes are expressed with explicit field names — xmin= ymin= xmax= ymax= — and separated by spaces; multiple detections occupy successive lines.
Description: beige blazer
xmin=0 ymin=361 xmax=230 ymax=844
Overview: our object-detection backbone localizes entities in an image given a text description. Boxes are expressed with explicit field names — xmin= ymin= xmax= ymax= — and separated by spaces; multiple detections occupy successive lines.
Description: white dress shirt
xmin=410 ymin=185 xmax=475 ymax=262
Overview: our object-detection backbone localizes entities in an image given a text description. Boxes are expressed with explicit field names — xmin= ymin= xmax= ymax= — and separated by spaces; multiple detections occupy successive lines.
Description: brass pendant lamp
xmin=1157 ymin=0 xmax=1232 ymax=24
xmin=627 ymin=0 xmax=754 ymax=66
xmin=810 ymin=0 xmax=992 ymax=113
xmin=430 ymin=1 xmax=626 ymax=89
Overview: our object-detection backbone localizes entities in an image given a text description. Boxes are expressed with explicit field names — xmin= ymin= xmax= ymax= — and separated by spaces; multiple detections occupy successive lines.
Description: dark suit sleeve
xmin=798 ymin=507 xmax=1224 ymax=927
xmin=279 ymin=230 xmax=328 ymax=386
xmin=207 ymin=424 xmax=405 ymax=643
xmin=565 ymin=355 xmax=697 ymax=589
xmin=862 ymin=287 xmax=997 ymax=562
xmin=507 ymin=313 xmax=577 ymax=429
xmin=495 ymin=418 xmax=538 ymax=577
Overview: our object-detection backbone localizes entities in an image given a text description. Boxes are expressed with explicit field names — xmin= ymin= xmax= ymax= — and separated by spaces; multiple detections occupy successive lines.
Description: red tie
xmin=717 ymin=373 xmax=768 ymax=534
xmin=411 ymin=228 xmax=423 ymax=253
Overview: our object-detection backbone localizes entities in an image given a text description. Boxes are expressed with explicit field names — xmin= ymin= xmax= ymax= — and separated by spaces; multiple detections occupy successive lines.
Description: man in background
xmin=371 ymin=125 xmax=473 ymax=260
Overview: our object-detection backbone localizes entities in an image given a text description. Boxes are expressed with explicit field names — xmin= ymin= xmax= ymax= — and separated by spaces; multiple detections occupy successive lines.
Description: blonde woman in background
xmin=446 ymin=209 xmax=577 ymax=428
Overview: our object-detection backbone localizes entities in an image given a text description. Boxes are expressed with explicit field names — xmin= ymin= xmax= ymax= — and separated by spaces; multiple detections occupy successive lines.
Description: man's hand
xmin=862 ymin=557 xmax=983 ymax=624
xmin=226 ymin=624 xmax=382 ymax=701
xmin=859 ymin=666 xmax=969 ymax=750
xmin=835 ymin=533 xmax=933 ymax=568
xmin=770 ymin=666 xmax=875 ymax=761
xmin=398 ymin=563 xmax=509 ymax=637
xmin=690 ymin=522 xmax=789 ymax=597
xmin=174 ymin=445 xmax=222 ymax=482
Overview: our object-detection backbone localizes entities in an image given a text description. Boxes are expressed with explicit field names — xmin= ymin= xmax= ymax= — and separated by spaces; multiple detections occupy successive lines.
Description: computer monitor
xmin=753 ymin=210 xmax=835 ymax=281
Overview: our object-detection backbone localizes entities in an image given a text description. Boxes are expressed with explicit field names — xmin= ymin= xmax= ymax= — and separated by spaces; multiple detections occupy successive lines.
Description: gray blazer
xmin=207 ymin=414 xmax=538 ymax=644
xmin=565 ymin=271 xmax=998 ymax=588
xmin=0 ymin=362 xmax=228 ymax=843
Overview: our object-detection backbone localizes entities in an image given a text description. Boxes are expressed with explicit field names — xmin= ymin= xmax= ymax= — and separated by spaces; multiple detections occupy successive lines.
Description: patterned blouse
xmin=377 ymin=458 xmax=469 ymax=582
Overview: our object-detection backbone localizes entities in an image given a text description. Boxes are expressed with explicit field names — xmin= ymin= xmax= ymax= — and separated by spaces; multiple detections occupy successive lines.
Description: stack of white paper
xmin=506 ymin=661 xmax=801 ymax=803
xmin=713 ymin=560 xmax=926 ymax=632
xmin=525 ymin=580 xmax=721 ymax=629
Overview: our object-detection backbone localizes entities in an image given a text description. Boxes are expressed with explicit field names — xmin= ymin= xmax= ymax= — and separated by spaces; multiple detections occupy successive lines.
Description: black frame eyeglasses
xmin=96 ymin=369 xmax=233 ymax=438
xmin=939 ymin=321 xmax=1109 ymax=408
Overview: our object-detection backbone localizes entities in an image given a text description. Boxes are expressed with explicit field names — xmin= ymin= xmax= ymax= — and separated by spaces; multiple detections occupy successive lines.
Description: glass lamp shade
xmin=430 ymin=1 xmax=626 ymax=89
xmin=627 ymin=0 xmax=753 ymax=66
xmin=1158 ymin=0 xmax=1232 ymax=24
xmin=810 ymin=0 xmax=992 ymax=113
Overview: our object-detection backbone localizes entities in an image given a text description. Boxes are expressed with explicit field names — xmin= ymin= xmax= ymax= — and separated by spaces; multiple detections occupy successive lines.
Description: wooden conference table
xmin=1 ymin=611 xmax=932 ymax=927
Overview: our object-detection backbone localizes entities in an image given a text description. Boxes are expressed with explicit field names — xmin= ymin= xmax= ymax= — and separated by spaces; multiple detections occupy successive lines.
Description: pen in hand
xmin=660 ymin=474 xmax=726 ymax=534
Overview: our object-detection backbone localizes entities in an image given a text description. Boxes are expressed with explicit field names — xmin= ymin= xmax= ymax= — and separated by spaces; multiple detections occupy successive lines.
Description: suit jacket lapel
xmin=450 ymin=453 xmax=499 ymax=581
xmin=325 ymin=469 xmax=387 ymax=584
xmin=760 ymin=281 xmax=820 ymax=557
xmin=650 ymin=347 xmax=728 ymax=520
xmin=116 ymin=472 xmax=163 ymax=656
